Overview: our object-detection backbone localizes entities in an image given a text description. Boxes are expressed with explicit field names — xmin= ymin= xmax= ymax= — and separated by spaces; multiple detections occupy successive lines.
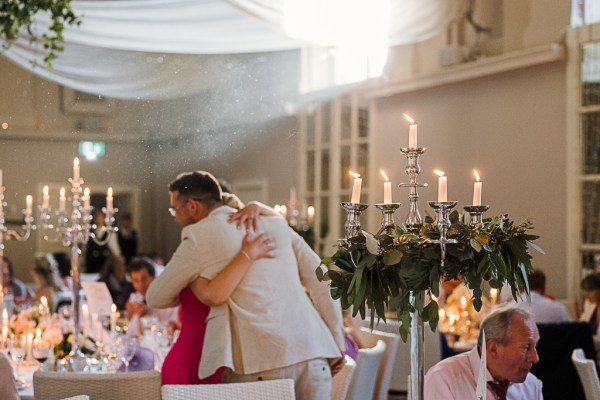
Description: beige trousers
xmin=223 ymin=358 xmax=332 ymax=400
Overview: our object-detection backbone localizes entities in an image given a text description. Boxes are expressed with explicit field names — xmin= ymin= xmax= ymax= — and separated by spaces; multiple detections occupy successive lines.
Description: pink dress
xmin=161 ymin=288 xmax=224 ymax=385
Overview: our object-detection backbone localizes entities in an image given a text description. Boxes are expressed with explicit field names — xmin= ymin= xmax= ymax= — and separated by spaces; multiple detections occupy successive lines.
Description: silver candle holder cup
xmin=399 ymin=147 xmax=428 ymax=234
xmin=341 ymin=202 xmax=369 ymax=238
xmin=375 ymin=203 xmax=401 ymax=235
xmin=463 ymin=205 xmax=490 ymax=226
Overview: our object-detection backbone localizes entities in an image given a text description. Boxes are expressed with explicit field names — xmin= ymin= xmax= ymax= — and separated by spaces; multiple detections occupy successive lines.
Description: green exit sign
xmin=79 ymin=141 xmax=105 ymax=160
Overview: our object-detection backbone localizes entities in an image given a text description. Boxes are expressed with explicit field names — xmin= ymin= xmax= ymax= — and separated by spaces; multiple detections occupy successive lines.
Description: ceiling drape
xmin=1 ymin=0 xmax=444 ymax=100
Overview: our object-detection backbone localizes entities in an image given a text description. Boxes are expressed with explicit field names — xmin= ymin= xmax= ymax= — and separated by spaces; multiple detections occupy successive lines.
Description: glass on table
xmin=32 ymin=338 xmax=52 ymax=370
xmin=115 ymin=335 xmax=138 ymax=373
xmin=9 ymin=335 xmax=27 ymax=379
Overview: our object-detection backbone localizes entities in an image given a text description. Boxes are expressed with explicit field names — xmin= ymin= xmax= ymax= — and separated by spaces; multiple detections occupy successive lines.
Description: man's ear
xmin=487 ymin=339 xmax=500 ymax=358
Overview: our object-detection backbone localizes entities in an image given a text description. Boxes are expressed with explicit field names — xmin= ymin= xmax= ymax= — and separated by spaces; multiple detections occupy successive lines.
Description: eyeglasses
xmin=168 ymin=198 xmax=206 ymax=216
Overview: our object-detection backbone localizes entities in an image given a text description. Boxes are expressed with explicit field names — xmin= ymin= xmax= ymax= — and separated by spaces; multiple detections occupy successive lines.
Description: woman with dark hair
xmin=580 ymin=272 xmax=600 ymax=334
xmin=1 ymin=256 xmax=26 ymax=304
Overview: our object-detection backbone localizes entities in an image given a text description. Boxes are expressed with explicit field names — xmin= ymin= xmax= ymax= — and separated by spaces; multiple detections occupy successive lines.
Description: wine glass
xmin=32 ymin=339 xmax=52 ymax=370
xmin=9 ymin=335 xmax=27 ymax=380
xmin=116 ymin=336 xmax=138 ymax=373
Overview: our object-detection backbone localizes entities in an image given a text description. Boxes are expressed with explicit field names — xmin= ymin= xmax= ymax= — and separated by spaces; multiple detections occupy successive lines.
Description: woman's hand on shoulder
xmin=228 ymin=201 xmax=277 ymax=231
xmin=242 ymin=232 xmax=275 ymax=262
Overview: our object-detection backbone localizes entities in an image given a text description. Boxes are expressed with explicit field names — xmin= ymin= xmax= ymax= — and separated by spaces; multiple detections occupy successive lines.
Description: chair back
xmin=33 ymin=370 xmax=161 ymax=400
xmin=161 ymin=379 xmax=295 ymax=400
xmin=530 ymin=322 xmax=596 ymax=400
xmin=331 ymin=355 xmax=356 ymax=400
xmin=572 ymin=348 xmax=600 ymax=400
xmin=355 ymin=327 xmax=400 ymax=400
xmin=346 ymin=340 xmax=386 ymax=400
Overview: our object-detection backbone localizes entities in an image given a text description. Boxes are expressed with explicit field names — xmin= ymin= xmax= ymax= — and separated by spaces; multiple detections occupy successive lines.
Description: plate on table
xmin=16 ymin=379 xmax=31 ymax=390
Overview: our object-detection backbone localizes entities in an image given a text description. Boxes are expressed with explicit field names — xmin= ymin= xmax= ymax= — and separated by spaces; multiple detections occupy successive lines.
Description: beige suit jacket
xmin=147 ymin=206 xmax=344 ymax=378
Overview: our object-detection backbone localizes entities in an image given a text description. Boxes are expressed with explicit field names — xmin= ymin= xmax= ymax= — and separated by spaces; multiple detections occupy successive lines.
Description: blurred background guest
xmin=117 ymin=212 xmax=138 ymax=264
xmin=1 ymin=256 xmax=26 ymax=305
xmin=52 ymin=251 xmax=72 ymax=291
xmin=579 ymin=272 xmax=600 ymax=340
xmin=520 ymin=269 xmax=572 ymax=323
xmin=98 ymin=253 xmax=132 ymax=310
xmin=86 ymin=210 xmax=122 ymax=273
xmin=32 ymin=253 xmax=67 ymax=311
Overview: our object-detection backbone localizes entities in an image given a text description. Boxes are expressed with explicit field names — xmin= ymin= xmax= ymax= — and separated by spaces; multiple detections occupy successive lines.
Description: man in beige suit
xmin=147 ymin=171 xmax=345 ymax=399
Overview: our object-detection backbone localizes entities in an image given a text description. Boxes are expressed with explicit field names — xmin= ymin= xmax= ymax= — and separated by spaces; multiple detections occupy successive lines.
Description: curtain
xmin=1 ymin=0 xmax=444 ymax=100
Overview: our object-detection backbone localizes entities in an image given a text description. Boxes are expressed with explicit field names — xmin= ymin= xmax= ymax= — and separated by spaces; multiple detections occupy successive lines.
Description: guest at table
xmin=52 ymin=251 xmax=72 ymax=291
xmin=32 ymin=253 xmax=67 ymax=311
xmin=579 ymin=272 xmax=600 ymax=350
xmin=85 ymin=209 xmax=122 ymax=273
xmin=519 ymin=269 xmax=571 ymax=324
xmin=0 ymin=352 xmax=19 ymax=400
xmin=425 ymin=306 xmax=543 ymax=400
xmin=125 ymin=257 xmax=178 ymax=330
xmin=1 ymin=256 xmax=26 ymax=305
xmin=98 ymin=253 xmax=133 ymax=310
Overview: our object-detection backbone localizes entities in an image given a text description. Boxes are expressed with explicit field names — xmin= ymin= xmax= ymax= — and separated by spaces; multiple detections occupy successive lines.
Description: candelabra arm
xmin=427 ymin=201 xmax=458 ymax=267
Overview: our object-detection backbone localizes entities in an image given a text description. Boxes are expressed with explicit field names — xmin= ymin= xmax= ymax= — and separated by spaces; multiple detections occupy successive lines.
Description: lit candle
xmin=403 ymin=113 xmax=418 ymax=148
xmin=2 ymin=308 xmax=7 ymax=327
xmin=110 ymin=303 xmax=117 ymax=335
xmin=1 ymin=326 xmax=7 ymax=340
xmin=26 ymin=195 xmax=32 ymax=217
xmin=380 ymin=169 xmax=392 ymax=204
xmin=307 ymin=206 xmax=315 ymax=224
xmin=73 ymin=157 xmax=80 ymax=181
xmin=83 ymin=187 xmax=90 ymax=210
xmin=35 ymin=328 xmax=41 ymax=341
xmin=490 ymin=288 xmax=498 ymax=305
xmin=40 ymin=296 xmax=48 ymax=316
xmin=59 ymin=187 xmax=66 ymax=211
xmin=473 ymin=169 xmax=482 ymax=206
xmin=349 ymin=171 xmax=362 ymax=204
xmin=0 ymin=168 xmax=3 ymax=189
xmin=107 ymin=187 xmax=113 ymax=211
xmin=91 ymin=313 xmax=98 ymax=337
xmin=42 ymin=185 xmax=50 ymax=209
xmin=82 ymin=304 xmax=89 ymax=333
xmin=433 ymin=170 xmax=447 ymax=202
xmin=460 ymin=296 xmax=467 ymax=311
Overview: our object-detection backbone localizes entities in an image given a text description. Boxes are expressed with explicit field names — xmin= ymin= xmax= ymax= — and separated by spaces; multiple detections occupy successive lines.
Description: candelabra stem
xmin=409 ymin=291 xmax=425 ymax=400
xmin=428 ymin=201 xmax=458 ymax=267
xmin=375 ymin=203 xmax=401 ymax=235
xmin=341 ymin=202 xmax=369 ymax=238
xmin=399 ymin=147 xmax=427 ymax=234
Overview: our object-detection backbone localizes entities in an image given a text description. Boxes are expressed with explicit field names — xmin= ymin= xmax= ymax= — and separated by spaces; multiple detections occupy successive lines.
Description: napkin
xmin=117 ymin=346 xmax=154 ymax=372
xmin=476 ymin=329 xmax=487 ymax=400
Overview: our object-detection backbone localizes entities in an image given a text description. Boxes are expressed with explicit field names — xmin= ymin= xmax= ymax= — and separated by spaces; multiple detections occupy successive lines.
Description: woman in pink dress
xmin=157 ymin=201 xmax=276 ymax=385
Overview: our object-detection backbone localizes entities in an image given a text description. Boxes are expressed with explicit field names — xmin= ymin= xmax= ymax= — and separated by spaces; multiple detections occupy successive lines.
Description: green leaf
xmin=315 ymin=266 xmax=324 ymax=281
xmin=383 ymin=250 xmax=403 ymax=266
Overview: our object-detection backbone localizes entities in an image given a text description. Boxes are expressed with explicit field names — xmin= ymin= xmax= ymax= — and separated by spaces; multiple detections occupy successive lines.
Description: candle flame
xmin=403 ymin=113 xmax=415 ymax=125
xmin=82 ymin=304 xmax=88 ymax=312
xmin=349 ymin=170 xmax=360 ymax=179
xmin=36 ymin=328 xmax=41 ymax=338
xmin=111 ymin=303 xmax=117 ymax=313
xmin=27 ymin=332 xmax=34 ymax=340
xmin=26 ymin=195 xmax=32 ymax=204
xmin=307 ymin=206 xmax=315 ymax=217
xmin=43 ymin=185 xmax=49 ymax=196
xmin=107 ymin=187 xmax=113 ymax=197
xmin=473 ymin=169 xmax=481 ymax=182
xmin=433 ymin=169 xmax=446 ymax=177
xmin=380 ymin=169 xmax=390 ymax=182
xmin=490 ymin=288 xmax=498 ymax=297
xmin=74 ymin=157 xmax=79 ymax=167
xmin=439 ymin=308 xmax=446 ymax=318
xmin=84 ymin=187 xmax=90 ymax=196
xmin=2 ymin=309 xmax=7 ymax=319
xmin=60 ymin=187 xmax=65 ymax=197
xmin=460 ymin=296 xmax=467 ymax=306
xmin=40 ymin=296 xmax=48 ymax=307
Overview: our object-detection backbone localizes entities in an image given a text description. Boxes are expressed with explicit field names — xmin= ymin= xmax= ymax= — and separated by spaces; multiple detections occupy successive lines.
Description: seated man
xmin=523 ymin=269 xmax=572 ymax=323
xmin=425 ymin=306 xmax=543 ymax=399
xmin=125 ymin=257 xmax=178 ymax=331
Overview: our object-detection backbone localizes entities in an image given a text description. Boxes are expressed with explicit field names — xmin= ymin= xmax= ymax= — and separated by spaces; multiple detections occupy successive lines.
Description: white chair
xmin=33 ymin=370 xmax=161 ymax=400
xmin=161 ymin=379 xmax=295 ymax=400
xmin=61 ymin=396 xmax=90 ymax=400
xmin=331 ymin=355 xmax=357 ymax=400
xmin=346 ymin=340 xmax=386 ymax=400
xmin=572 ymin=348 xmax=600 ymax=400
xmin=355 ymin=326 xmax=400 ymax=400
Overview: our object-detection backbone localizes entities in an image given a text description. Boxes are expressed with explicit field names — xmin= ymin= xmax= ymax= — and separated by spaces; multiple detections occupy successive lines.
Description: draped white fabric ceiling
xmin=1 ymin=0 xmax=444 ymax=100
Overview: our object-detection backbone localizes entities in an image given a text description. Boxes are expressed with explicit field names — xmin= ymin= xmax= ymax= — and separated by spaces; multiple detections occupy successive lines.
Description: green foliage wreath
xmin=317 ymin=211 xmax=543 ymax=341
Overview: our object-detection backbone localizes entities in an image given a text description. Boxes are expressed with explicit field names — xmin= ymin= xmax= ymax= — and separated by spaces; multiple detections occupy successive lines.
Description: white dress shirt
xmin=424 ymin=348 xmax=543 ymax=400
xmin=521 ymin=291 xmax=572 ymax=324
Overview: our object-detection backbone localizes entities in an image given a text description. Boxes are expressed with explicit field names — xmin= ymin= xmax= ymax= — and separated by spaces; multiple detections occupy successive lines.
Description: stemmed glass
xmin=116 ymin=336 xmax=138 ymax=373
xmin=32 ymin=339 xmax=52 ymax=371
xmin=9 ymin=335 xmax=27 ymax=380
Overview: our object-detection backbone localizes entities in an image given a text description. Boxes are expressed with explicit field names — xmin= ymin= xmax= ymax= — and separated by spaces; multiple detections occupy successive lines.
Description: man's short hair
xmin=528 ymin=269 xmax=546 ymax=293
xmin=127 ymin=257 xmax=156 ymax=278
xmin=581 ymin=272 xmax=600 ymax=291
xmin=478 ymin=305 xmax=534 ymax=348
xmin=168 ymin=171 xmax=222 ymax=206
